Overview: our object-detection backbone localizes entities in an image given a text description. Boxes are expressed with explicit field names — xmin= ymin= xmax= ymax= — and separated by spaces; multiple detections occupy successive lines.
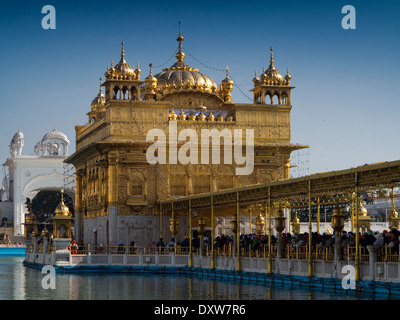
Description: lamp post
xmin=169 ymin=217 xmax=179 ymax=239
xmin=267 ymin=188 xmax=272 ymax=274
xmin=255 ymin=213 xmax=265 ymax=236
xmin=169 ymin=202 xmax=179 ymax=239
xmin=197 ymin=217 xmax=206 ymax=256
xmin=188 ymin=199 xmax=192 ymax=268
xmin=236 ymin=191 xmax=241 ymax=271
xmin=230 ymin=214 xmax=238 ymax=258
xmin=274 ymin=203 xmax=286 ymax=259
xmin=355 ymin=174 xmax=360 ymax=282
xmin=308 ymin=180 xmax=313 ymax=278
xmin=388 ymin=187 xmax=399 ymax=231
xmin=331 ymin=203 xmax=344 ymax=261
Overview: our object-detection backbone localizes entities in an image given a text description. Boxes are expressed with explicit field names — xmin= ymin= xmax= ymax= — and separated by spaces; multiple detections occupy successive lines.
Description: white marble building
xmin=3 ymin=129 xmax=75 ymax=236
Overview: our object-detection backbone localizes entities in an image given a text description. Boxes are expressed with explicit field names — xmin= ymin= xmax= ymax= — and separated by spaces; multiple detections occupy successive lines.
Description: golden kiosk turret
xmin=52 ymin=190 xmax=73 ymax=239
xmin=23 ymin=198 xmax=38 ymax=241
xmin=353 ymin=198 xmax=371 ymax=233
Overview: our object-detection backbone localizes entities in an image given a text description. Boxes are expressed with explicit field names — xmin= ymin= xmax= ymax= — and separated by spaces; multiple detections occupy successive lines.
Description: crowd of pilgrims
xmin=71 ymin=228 xmax=400 ymax=255
xmin=152 ymin=228 xmax=400 ymax=254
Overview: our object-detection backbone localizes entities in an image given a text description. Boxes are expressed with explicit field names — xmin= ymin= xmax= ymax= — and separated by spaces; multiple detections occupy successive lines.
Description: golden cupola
xmin=87 ymin=78 xmax=106 ymax=123
xmin=250 ymin=46 xmax=293 ymax=106
xmin=144 ymin=63 xmax=158 ymax=100
xmin=220 ymin=67 xmax=234 ymax=102
xmin=55 ymin=192 xmax=71 ymax=217
xmin=90 ymin=82 xmax=106 ymax=110
xmin=153 ymin=32 xmax=218 ymax=94
xmin=262 ymin=47 xmax=284 ymax=85
xmin=53 ymin=190 xmax=73 ymax=239
xmin=104 ymin=41 xmax=141 ymax=81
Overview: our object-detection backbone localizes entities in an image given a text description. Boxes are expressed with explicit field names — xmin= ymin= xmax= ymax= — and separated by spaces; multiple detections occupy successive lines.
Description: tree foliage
xmin=31 ymin=190 xmax=74 ymax=225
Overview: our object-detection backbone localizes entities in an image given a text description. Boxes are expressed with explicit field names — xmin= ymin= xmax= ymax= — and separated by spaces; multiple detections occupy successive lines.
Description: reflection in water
xmin=0 ymin=257 xmax=398 ymax=300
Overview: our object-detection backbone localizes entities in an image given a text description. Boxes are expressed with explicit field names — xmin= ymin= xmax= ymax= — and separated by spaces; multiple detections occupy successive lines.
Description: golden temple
xmin=65 ymin=31 xmax=308 ymax=246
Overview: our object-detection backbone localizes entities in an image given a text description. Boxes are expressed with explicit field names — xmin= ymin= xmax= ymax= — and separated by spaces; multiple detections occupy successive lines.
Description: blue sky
xmin=0 ymin=0 xmax=399 ymax=176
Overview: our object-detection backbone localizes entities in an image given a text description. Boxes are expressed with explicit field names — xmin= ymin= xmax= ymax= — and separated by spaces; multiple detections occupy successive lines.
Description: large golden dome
xmin=154 ymin=34 xmax=218 ymax=92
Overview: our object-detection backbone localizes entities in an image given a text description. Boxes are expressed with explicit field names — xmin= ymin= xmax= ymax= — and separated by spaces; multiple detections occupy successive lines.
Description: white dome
xmin=11 ymin=130 xmax=24 ymax=142
xmin=34 ymin=129 xmax=70 ymax=156
xmin=41 ymin=129 xmax=70 ymax=144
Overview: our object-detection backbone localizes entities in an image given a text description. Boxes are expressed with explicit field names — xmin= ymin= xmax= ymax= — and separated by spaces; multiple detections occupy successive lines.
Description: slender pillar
xmin=171 ymin=202 xmax=175 ymax=239
xmin=308 ymin=180 xmax=313 ymax=277
xmin=236 ymin=191 xmax=241 ymax=272
xmin=249 ymin=206 xmax=252 ymax=234
xmin=189 ymin=199 xmax=192 ymax=268
xmin=268 ymin=187 xmax=272 ymax=274
xmin=351 ymin=193 xmax=354 ymax=232
xmin=211 ymin=195 xmax=215 ymax=270
xmin=160 ymin=204 xmax=163 ymax=239
xmin=355 ymin=173 xmax=360 ymax=281
xmin=317 ymin=197 xmax=320 ymax=234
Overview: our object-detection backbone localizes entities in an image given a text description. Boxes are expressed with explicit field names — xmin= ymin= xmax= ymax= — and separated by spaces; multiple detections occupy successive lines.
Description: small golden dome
xmin=178 ymin=109 xmax=187 ymax=120
xmin=216 ymin=112 xmax=224 ymax=122
xmin=256 ymin=213 xmax=265 ymax=224
xmin=391 ymin=209 xmax=398 ymax=218
xmin=207 ymin=111 xmax=215 ymax=121
xmin=261 ymin=47 xmax=284 ymax=85
xmin=145 ymin=64 xmax=158 ymax=94
xmin=91 ymin=78 xmax=106 ymax=110
xmin=188 ymin=110 xmax=197 ymax=121
xmin=325 ymin=226 xmax=332 ymax=235
xmin=134 ymin=61 xmax=142 ymax=80
xmin=293 ymin=213 xmax=300 ymax=224
xmin=252 ymin=70 xmax=260 ymax=84
xmin=226 ymin=115 xmax=233 ymax=122
xmin=198 ymin=110 xmax=206 ymax=121
xmin=221 ymin=67 xmax=234 ymax=85
xmin=284 ymin=68 xmax=292 ymax=85
xmin=358 ymin=200 xmax=368 ymax=217
xmin=105 ymin=41 xmax=135 ymax=80
xmin=55 ymin=192 xmax=71 ymax=216
xmin=168 ymin=108 xmax=178 ymax=120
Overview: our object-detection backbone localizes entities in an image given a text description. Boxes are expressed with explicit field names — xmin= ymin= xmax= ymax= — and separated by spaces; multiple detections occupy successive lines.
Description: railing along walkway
xmin=29 ymin=243 xmax=400 ymax=263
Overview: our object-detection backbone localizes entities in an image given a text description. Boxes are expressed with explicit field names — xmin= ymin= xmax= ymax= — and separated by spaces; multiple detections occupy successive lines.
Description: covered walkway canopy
xmin=160 ymin=160 xmax=400 ymax=211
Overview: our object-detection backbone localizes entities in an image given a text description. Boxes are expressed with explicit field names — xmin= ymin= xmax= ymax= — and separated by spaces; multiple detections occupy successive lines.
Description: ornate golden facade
xmin=66 ymin=32 xmax=307 ymax=246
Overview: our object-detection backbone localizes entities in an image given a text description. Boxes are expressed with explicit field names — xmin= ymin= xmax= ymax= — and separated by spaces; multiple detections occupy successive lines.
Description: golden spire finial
xmin=226 ymin=66 xmax=229 ymax=78
xmin=176 ymin=24 xmax=185 ymax=62
xmin=269 ymin=47 xmax=274 ymax=67
xmin=149 ymin=63 xmax=153 ymax=76
xmin=120 ymin=41 xmax=127 ymax=64
xmin=99 ymin=77 xmax=103 ymax=93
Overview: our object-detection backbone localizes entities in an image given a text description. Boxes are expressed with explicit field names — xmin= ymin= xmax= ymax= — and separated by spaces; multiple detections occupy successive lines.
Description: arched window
xmin=113 ymin=86 xmax=120 ymax=100
xmin=122 ymin=86 xmax=129 ymax=100
xmin=131 ymin=86 xmax=138 ymax=101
